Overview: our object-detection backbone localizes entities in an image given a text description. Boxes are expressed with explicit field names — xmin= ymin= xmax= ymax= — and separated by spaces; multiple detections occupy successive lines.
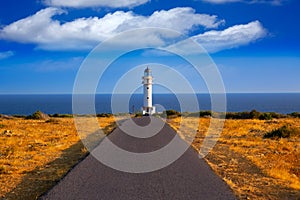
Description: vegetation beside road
xmin=168 ymin=116 xmax=300 ymax=199
xmin=1 ymin=110 xmax=299 ymax=199
xmin=163 ymin=109 xmax=300 ymax=120
xmin=0 ymin=115 xmax=115 ymax=199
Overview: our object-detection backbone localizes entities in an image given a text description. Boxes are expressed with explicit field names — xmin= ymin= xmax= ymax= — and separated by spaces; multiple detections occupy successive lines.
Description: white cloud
xmin=0 ymin=51 xmax=14 ymax=60
xmin=0 ymin=7 xmax=224 ymax=51
xmin=202 ymin=0 xmax=284 ymax=5
xmin=192 ymin=21 xmax=267 ymax=53
xmin=44 ymin=0 xmax=150 ymax=8
xmin=0 ymin=8 xmax=268 ymax=53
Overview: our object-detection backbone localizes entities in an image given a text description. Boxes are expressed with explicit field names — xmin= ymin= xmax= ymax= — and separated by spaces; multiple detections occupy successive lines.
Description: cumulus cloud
xmin=192 ymin=21 xmax=267 ymax=53
xmin=0 ymin=8 xmax=268 ymax=53
xmin=202 ymin=0 xmax=284 ymax=5
xmin=44 ymin=0 xmax=150 ymax=8
xmin=0 ymin=7 xmax=224 ymax=50
xmin=0 ymin=51 xmax=14 ymax=60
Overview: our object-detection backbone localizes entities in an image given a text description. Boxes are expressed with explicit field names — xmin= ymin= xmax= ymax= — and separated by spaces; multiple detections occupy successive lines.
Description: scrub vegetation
xmin=0 ymin=114 xmax=115 ymax=199
xmin=1 ymin=110 xmax=299 ymax=199
xmin=168 ymin=114 xmax=300 ymax=199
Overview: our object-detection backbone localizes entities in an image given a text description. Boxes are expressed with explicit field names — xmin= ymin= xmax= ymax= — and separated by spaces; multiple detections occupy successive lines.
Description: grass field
xmin=1 ymin=115 xmax=299 ymax=199
xmin=168 ymin=117 xmax=300 ymax=199
xmin=0 ymin=116 xmax=115 ymax=199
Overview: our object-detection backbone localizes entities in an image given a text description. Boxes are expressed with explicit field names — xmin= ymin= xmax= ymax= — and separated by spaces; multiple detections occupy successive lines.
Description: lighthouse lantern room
xmin=142 ymin=67 xmax=155 ymax=115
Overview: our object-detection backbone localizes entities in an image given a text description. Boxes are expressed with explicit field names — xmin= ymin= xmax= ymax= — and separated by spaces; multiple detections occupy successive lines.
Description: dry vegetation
xmin=168 ymin=117 xmax=300 ymax=199
xmin=0 ymin=116 xmax=115 ymax=199
xmin=1 ymin=113 xmax=299 ymax=199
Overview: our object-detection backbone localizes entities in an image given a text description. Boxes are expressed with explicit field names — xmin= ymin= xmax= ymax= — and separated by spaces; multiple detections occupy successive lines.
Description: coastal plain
xmin=0 ymin=116 xmax=115 ymax=199
xmin=168 ymin=117 xmax=300 ymax=199
xmin=0 ymin=115 xmax=299 ymax=199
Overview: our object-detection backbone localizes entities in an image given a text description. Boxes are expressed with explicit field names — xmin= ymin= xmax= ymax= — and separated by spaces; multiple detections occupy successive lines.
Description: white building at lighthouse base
xmin=142 ymin=106 xmax=156 ymax=115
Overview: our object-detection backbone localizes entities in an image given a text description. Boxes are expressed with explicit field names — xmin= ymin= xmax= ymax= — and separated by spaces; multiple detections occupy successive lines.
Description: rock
xmin=27 ymin=110 xmax=50 ymax=120
xmin=0 ymin=114 xmax=13 ymax=119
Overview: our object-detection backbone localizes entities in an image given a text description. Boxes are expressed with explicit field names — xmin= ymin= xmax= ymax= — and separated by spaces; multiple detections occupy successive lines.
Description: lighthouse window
xmin=147 ymin=87 xmax=149 ymax=90
xmin=147 ymin=97 xmax=149 ymax=99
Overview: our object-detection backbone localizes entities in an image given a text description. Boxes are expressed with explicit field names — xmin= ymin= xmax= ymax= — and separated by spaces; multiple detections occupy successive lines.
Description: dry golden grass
xmin=168 ymin=117 xmax=300 ymax=199
xmin=1 ymin=115 xmax=299 ymax=199
xmin=0 ymin=117 xmax=115 ymax=199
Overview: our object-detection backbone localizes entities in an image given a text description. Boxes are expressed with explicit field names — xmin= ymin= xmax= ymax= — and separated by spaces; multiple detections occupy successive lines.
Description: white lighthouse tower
xmin=142 ymin=67 xmax=155 ymax=115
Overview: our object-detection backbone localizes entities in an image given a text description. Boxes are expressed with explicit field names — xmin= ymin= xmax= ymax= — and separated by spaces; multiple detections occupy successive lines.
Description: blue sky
xmin=0 ymin=0 xmax=299 ymax=94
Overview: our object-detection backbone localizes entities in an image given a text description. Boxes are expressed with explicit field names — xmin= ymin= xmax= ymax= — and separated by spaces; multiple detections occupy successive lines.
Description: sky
xmin=0 ymin=0 xmax=299 ymax=94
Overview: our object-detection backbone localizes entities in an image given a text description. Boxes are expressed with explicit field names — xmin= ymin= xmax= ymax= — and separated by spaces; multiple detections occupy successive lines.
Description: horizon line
xmin=1 ymin=92 xmax=300 ymax=95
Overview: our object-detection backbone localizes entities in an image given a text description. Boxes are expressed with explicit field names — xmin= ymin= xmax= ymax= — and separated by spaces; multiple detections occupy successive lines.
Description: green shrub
xmin=249 ymin=109 xmax=261 ymax=119
xmin=96 ymin=113 xmax=113 ymax=118
xmin=163 ymin=110 xmax=181 ymax=118
xmin=12 ymin=115 xmax=26 ymax=118
xmin=50 ymin=113 xmax=73 ymax=118
xmin=186 ymin=111 xmax=212 ymax=118
xmin=225 ymin=110 xmax=285 ymax=120
xmin=288 ymin=112 xmax=300 ymax=118
xmin=0 ymin=124 xmax=6 ymax=128
xmin=263 ymin=125 xmax=300 ymax=139
xmin=226 ymin=112 xmax=235 ymax=119
xmin=166 ymin=110 xmax=177 ymax=115
xmin=200 ymin=111 xmax=212 ymax=117
xmin=225 ymin=111 xmax=250 ymax=119
xmin=45 ymin=119 xmax=60 ymax=124
xmin=134 ymin=112 xmax=143 ymax=117
xmin=225 ymin=112 xmax=252 ymax=119
xmin=259 ymin=113 xmax=273 ymax=120
xmin=268 ymin=112 xmax=286 ymax=119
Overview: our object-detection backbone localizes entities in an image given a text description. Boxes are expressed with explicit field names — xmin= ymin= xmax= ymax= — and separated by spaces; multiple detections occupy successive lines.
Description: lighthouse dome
xmin=144 ymin=67 xmax=152 ymax=76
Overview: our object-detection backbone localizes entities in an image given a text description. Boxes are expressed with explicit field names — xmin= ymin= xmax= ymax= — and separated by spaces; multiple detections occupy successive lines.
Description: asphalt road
xmin=41 ymin=117 xmax=236 ymax=200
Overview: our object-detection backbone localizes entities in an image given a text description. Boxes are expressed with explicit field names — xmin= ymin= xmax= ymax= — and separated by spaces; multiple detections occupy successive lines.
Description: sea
xmin=0 ymin=93 xmax=300 ymax=115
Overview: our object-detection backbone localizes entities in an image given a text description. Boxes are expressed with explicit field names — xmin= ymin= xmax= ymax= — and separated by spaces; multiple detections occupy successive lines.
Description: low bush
xmin=186 ymin=111 xmax=212 ymax=117
xmin=259 ymin=113 xmax=273 ymax=120
xmin=226 ymin=111 xmax=254 ymax=119
xmin=200 ymin=111 xmax=212 ymax=117
xmin=45 ymin=119 xmax=60 ymax=124
xmin=12 ymin=115 xmax=26 ymax=118
xmin=96 ymin=113 xmax=113 ymax=118
xmin=288 ymin=112 xmax=300 ymax=118
xmin=134 ymin=112 xmax=143 ymax=117
xmin=50 ymin=113 xmax=73 ymax=118
xmin=263 ymin=125 xmax=300 ymax=139
xmin=225 ymin=110 xmax=286 ymax=120
xmin=164 ymin=110 xmax=181 ymax=117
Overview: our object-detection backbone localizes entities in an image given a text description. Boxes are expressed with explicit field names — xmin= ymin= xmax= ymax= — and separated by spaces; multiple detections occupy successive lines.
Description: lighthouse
xmin=142 ymin=67 xmax=155 ymax=115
